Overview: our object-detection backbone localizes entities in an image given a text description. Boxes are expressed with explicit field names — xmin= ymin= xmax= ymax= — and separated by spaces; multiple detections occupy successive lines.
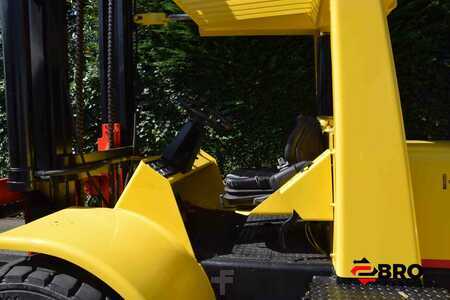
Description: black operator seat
xmin=221 ymin=115 xmax=325 ymax=208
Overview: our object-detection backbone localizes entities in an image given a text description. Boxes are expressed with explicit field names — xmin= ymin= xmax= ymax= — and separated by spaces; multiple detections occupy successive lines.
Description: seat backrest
xmin=284 ymin=115 xmax=325 ymax=164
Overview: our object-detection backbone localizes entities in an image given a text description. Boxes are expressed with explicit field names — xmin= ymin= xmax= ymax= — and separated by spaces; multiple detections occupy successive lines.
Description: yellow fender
xmin=0 ymin=162 xmax=215 ymax=300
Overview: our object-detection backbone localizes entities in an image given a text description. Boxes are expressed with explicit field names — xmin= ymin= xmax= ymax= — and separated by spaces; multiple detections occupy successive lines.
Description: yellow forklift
xmin=0 ymin=0 xmax=449 ymax=299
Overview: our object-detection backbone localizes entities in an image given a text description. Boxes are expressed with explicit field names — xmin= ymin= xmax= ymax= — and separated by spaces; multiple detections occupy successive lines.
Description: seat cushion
xmin=228 ymin=168 xmax=277 ymax=178
xmin=221 ymin=192 xmax=270 ymax=208
xmin=224 ymin=175 xmax=271 ymax=190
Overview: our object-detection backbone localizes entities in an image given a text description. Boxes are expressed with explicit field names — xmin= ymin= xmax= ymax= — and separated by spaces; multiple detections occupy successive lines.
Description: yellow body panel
xmin=0 ymin=162 xmax=215 ymax=300
xmin=115 ymin=161 xmax=194 ymax=256
xmin=251 ymin=150 xmax=333 ymax=221
xmin=172 ymin=164 xmax=224 ymax=210
xmin=408 ymin=141 xmax=450 ymax=262
xmin=168 ymin=0 xmax=396 ymax=36
xmin=330 ymin=0 xmax=420 ymax=277
xmin=134 ymin=12 xmax=168 ymax=25
xmin=148 ymin=150 xmax=224 ymax=209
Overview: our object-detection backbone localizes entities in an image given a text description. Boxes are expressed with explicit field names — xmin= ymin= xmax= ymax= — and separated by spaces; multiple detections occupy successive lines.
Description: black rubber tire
xmin=0 ymin=255 xmax=121 ymax=300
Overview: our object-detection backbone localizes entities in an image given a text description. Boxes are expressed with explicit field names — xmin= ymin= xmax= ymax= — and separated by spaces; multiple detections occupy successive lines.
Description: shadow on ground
xmin=0 ymin=217 xmax=27 ymax=266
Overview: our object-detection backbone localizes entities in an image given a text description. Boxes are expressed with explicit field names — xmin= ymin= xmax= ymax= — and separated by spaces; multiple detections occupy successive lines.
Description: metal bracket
xmin=134 ymin=13 xmax=191 ymax=26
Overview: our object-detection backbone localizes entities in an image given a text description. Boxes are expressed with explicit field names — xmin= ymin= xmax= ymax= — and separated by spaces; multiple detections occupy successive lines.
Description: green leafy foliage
xmin=134 ymin=11 xmax=316 ymax=171
xmin=0 ymin=0 xmax=448 ymax=176
xmin=0 ymin=39 xmax=7 ymax=177
xmin=389 ymin=0 xmax=450 ymax=140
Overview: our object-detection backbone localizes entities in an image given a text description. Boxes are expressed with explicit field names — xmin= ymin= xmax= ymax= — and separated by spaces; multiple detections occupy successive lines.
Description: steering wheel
xmin=175 ymin=98 xmax=233 ymax=131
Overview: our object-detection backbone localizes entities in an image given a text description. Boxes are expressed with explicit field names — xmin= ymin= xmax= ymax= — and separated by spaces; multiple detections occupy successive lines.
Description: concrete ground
xmin=0 ymin=217 xmax=26 ymax=266
xmin=0 ymin=217 xmax=24 ymax=232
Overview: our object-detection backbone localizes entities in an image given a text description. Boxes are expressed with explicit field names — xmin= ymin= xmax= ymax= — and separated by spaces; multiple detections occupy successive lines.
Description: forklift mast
xmin=0 ymin=1 xmax=72 ymax=191
xmin=0 ymin=0 xmax=136 ymax=195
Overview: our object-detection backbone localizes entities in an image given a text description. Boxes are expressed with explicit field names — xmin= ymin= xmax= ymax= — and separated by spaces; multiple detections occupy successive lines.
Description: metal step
xmin=201 ymin=242 xmax=332 ymax=300
xmin=304 ymin=276 xmax=450 ymax=300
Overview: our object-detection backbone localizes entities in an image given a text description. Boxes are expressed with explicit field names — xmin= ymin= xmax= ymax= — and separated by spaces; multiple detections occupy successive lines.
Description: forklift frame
xmin=0 ymin=0 xmax=449 ymax=299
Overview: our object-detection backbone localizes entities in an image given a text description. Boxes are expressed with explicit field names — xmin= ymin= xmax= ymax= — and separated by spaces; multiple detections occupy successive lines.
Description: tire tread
xmin=0 ymin=255 xmax=120 ymax=299
xmin=4 ymin=265 xmax=33 ymax=283
xmin=27 ymin=269 xmax=53 ymax=286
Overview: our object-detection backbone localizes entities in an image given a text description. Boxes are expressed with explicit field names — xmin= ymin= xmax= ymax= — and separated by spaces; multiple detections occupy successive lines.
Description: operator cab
xmin=151 ymin=113 xmax=325 ymax=209
xmin=148 ymin=32 xmax=333 ymax=209
xmin=221 ymin=115 xmax=324 ymax=208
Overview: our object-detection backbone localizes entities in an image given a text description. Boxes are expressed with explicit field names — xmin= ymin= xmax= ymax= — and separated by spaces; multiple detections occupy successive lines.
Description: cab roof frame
xmin=170 ymin=0 xmax=397 ymax=36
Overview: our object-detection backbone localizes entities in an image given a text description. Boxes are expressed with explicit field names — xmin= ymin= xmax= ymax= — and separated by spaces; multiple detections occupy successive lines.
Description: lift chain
xmin=74 ymin=0 xmax=108 ymax=206
xmin=106 ymin=0 xmax=116 ymax=147
xmin=74 ymin=0 xmax=86 ymax=150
